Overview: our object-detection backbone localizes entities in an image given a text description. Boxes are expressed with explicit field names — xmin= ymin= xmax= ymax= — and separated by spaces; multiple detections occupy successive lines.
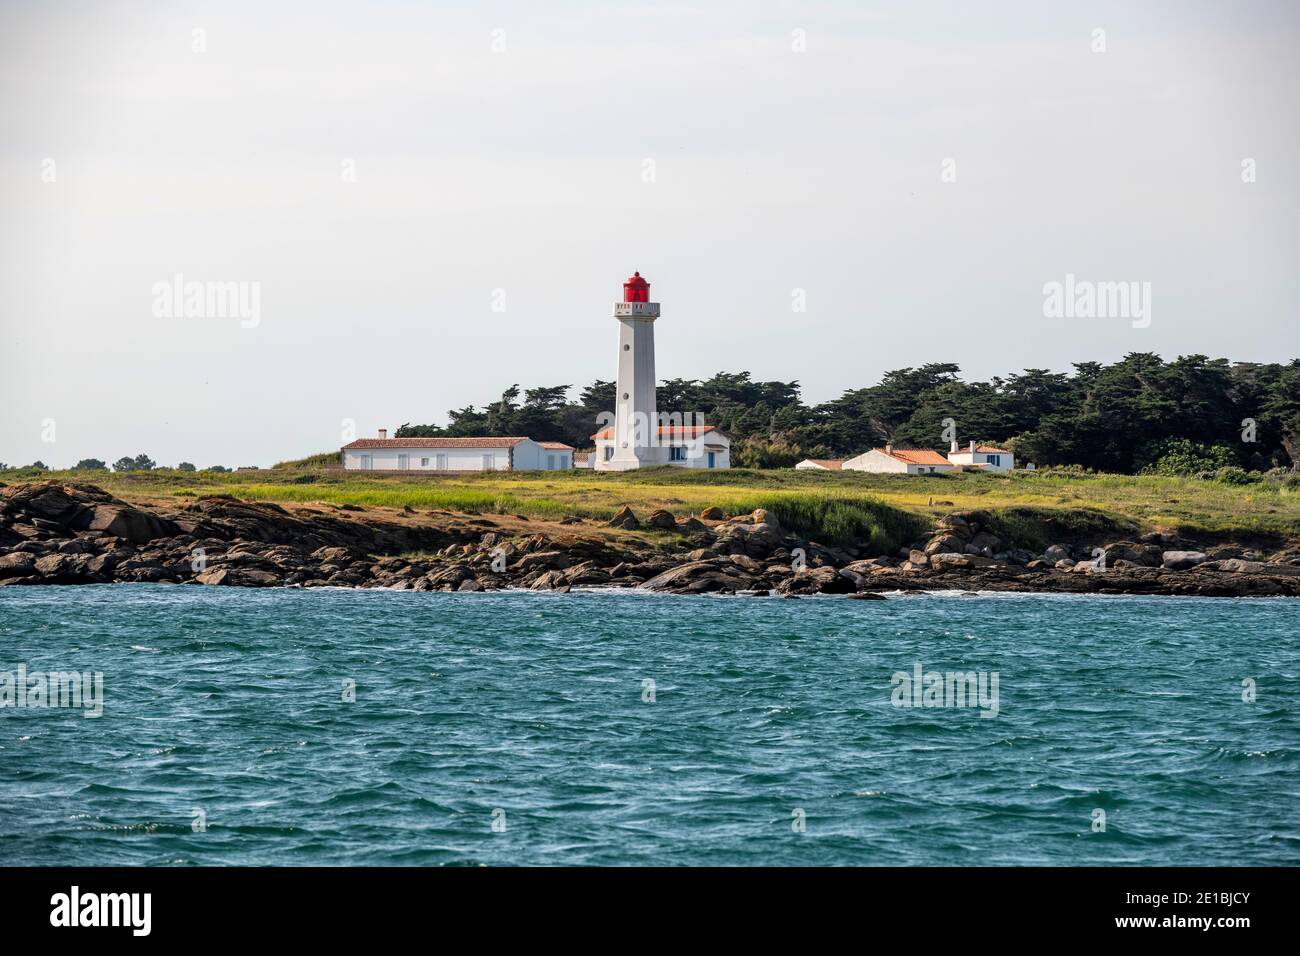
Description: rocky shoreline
xmin=2 ymin=481 xmax=1299 ymax=598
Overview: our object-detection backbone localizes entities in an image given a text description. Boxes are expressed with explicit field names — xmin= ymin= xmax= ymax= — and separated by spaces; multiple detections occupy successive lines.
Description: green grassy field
xmin=7 ymin=463 xmax=1299 ymax=547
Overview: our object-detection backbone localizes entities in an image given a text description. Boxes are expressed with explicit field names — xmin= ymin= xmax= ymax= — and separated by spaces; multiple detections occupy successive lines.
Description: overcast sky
xmin=2 ymin=0 xmax=1297 ymax=467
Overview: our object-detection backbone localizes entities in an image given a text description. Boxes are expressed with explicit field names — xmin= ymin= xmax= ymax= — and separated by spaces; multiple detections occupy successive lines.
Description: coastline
xmin=4 ymin=480 xmax=1299 ymax=598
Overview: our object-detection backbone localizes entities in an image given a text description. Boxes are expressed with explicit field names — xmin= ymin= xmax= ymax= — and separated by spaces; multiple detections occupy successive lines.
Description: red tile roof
xmin=801 ymin=459 xmax=846 ymax=470
xmin=590 ymin=424 xmax=717 ymax=440
xmin=343 ymin=437 xmax=530 ymax=450
xmin=538 ymin=441 xmax=574 ymax=450
xmin=951 ymin=444 xmax=1012 ymax=455
xmin=878 ymin=447 xmax=952 ymax=466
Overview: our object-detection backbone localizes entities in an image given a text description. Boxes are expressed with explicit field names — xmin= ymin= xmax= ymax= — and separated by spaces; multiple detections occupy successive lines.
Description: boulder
xmin=924 ymin=534 xmax=965 ymax=556
xmin=1043 ymin=544 xmax=1071 ymax=563
xmin=608 ymin=506 xmax=640 ymax=530
xmin=0 ymin=553 xmax=35 ymax=578
xmin=1162 ymin=550 xmax=1208 ymax=571
xmin=641 ymin=561 xmax=717 ymax=591
xmin=79 ymin=504 xmax=179 ymax=545
xmin=646 ymin=509 xmax=677 ymax=530
xmin=700 ymin=506 xmax=726 ymax=521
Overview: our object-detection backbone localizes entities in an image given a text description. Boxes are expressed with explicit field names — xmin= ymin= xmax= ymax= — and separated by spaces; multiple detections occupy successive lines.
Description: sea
xmin=1 ymin=585 xmax=1296 ymax=866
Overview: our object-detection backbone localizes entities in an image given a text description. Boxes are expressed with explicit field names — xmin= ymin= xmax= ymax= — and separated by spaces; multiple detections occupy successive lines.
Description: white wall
xmin=343 ymin=439 xmax=575 ymax=471
xmin=948 ymin=451 xmax=1015 ymax=471
xmin=343 ymin=446 xmax=510 ymax=471
xmin=843 ymin=450 xmax=955 ymax=474
xmin=594 ymin=432 xmax=729 ymax=470
xmin=843 ymin=450 xmax=907 ymax=473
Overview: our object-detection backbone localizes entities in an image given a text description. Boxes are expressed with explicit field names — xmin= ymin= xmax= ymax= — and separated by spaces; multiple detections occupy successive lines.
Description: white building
xmin=946 ymin=440 xmax=1015 ymax=471
xmin=342 ymin=431 xmax=572 ymax=471
xmin=593 ymin=423 xmax=730 ymax=470
xmin=592 ymin=271 xmax=730 ymax=471
xmin=794 ymin=459 xmax=847 ymax=471
xmin=842 ymin=445 xmax=956 ymax=475
xmin=573 ymin=451 xmax=593 ymax=469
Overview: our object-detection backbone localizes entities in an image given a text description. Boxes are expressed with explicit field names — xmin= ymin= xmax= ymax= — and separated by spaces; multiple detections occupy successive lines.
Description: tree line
xmin=394 ymin=353 xmax=1300 ymax=474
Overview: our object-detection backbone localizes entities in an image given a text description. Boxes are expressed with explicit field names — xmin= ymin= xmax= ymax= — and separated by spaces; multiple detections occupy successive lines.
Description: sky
xmin=2 ymin=0 xmax=1298 ymax=468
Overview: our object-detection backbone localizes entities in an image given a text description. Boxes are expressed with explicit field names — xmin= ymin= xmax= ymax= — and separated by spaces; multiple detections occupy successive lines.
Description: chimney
xmin=885 ymin=443 xmax=893 ymax=456
xmin=950 ymin=437 xmax=959 ymax=454
xmin=378 ymin=428 xmax=388 ymax=440
xmin=969 ymin=440 xmax=976 ymax=453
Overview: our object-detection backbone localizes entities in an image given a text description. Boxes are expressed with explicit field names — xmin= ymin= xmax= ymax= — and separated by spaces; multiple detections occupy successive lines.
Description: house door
xmin=707 ymin=452 xmax=716 ymax=469
xmin=435 ymin=454 xmax=447 ymax=470
xmin=482 ymin=454 xmax=493 ymax=471
xmin=397 ymin=454 xmax=409 ymax=470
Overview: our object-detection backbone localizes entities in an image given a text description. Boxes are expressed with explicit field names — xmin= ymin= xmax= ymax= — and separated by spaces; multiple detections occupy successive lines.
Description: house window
xmin=436 ymin=454 xmax=448 ymax=470
xmin=547 ymin=454 xmax=556 ymax=469
xmin=482 ymin=454 xmax=494 ymax=471
xmin=604 ymin=446 xmax=613 ymax=461
xmin=670 ymin=446 xmax=687 ymax=462
xmin=359 ymin=454 xmax=372 ymax=470
xmin=987 ymin=455 xmax=1000 ymax=467
xmin=420 ymin=457 xmax=430 ymax=467
xmin=397 ymin=454 xmax=409 ymax=470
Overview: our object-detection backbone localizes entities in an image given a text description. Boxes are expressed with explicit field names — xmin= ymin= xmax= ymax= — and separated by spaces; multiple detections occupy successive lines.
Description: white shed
xmin=946 ymin=441 xmax=1015 ymax=471
xmin=842 ymin=445 xmax=956 ymax=475
xmin=341 ymin=432 xmax=571 ymax=472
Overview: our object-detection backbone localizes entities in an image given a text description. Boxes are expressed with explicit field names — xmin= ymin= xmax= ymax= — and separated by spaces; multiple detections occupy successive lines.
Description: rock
xmin=676 ymin=517 xmax=708 ymax=534
xmin=700 ymin=506 xmax=725 ymax=521
xmin=646 ymin=509 xmax=677 ymax=530
xmin=849 ymin=592 xmax=886 ymax=600
xmin=1054 ymin=559 xmax=1074 ymax=570
xmin=1162 ymin=550 xmax=1208 ymax=571
xmin=924 ymin=534 xmax=965 ymax=556
xmin=930 ymin=552 xmax=974 ymax=570
xmin=908 ymin=549 xmax=928 ymax=566
xmin=34 ymin=553 xmax=74 ymax=577
xmin=608 ymin=506 xmax=640 ymax=530
xmin=1043 ymin=545 xmax=1071 ymax=563
xmin=641 ymin=561 xmax=717 ymax=591
xmin=776 ymin=566 xmax=854 ymax=594
xmin=456 ymin=579 xmax=484 ymax=592
xmin=1214 ymin=559 xmax=1300 ymax=577
xmin=0 ymin=553 xmax=35 ymax=578
xmin=79 ymin=504 xmax=179 ymax=545
xmin=196 ymin=567 xmax=280 ymax=587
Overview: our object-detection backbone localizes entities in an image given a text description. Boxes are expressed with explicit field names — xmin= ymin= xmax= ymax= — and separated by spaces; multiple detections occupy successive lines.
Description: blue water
xmin=0 ymin=585 xmax=1296 ymax=866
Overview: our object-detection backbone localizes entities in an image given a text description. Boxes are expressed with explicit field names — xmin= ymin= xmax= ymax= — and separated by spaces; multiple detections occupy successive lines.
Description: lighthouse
xmin=605 ymin=271 xmax=663 ymax=470
xmin=591 ymin=271 xmax=732 ymax=471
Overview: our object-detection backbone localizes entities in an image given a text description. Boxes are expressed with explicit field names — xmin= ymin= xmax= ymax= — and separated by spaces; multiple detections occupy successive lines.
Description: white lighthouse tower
xmin=602 ymin=271 xmax=664 ymax=471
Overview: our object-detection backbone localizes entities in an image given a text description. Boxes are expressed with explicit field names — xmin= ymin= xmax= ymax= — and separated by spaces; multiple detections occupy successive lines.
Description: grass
xmin=5 ymin=465 xmax=1298 ymax=548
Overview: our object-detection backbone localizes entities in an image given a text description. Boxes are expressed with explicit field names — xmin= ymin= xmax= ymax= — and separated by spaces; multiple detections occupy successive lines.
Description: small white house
xmin=538 ymin=442 xmax=575 ymax=470
xmin=795 ymin=459 xmax=847 ymax=471
xmin=592 ymin=424 xmax=730 ymax=470
xmin=842 ymin=445 xmax=956 ymax=475
xmin=946 ymin=441 xmax=1015 ymax=471
xmin=341 ymin=431 xmax=572 ymax=472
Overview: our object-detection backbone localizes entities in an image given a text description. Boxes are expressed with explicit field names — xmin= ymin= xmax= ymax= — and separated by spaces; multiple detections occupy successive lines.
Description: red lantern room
xmin=623 ymin=271 xmax=650 ymax=303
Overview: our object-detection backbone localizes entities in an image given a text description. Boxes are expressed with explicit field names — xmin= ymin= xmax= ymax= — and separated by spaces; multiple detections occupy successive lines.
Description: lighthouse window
xmin=624 ymin=344 xmax=630 ymax=351
xmin=622 ymin=393 xmax=629 ymax=400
